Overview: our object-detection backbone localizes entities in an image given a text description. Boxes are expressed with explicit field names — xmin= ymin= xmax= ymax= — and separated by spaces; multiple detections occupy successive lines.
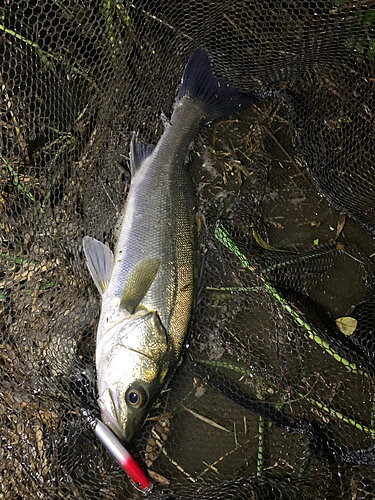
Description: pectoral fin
xmin=83 ymin=236 xmax=114 ymax=295
xmin=120 ymin=258 xmax=161 ymax=314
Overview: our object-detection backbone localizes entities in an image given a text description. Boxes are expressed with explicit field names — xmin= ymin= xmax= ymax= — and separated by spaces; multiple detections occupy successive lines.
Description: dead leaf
xmin=252 ymin=229 xmax=292 ymax=253
xmin=147 ymin=469 xmax=170 ymax=486
xmin=196 ymin=213 xmax=201 ymax=233
xmin=336 ymin=316 xmax=357 ymax=336
xmin=336 ymin=213 xmax=346 ymax=239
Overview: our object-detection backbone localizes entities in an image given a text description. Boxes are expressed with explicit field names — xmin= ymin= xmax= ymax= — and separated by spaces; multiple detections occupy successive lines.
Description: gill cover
xmin=96 ymin=309 xmax=172 ymax=441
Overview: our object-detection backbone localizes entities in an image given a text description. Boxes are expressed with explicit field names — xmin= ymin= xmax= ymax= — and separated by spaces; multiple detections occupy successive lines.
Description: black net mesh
xmin=2 ymin=1 xmax=375 ymax=499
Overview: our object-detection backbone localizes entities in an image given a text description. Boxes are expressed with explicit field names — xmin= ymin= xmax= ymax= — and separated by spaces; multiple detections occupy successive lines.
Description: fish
xmin=83 ymin=47 xmax=255 ymax=442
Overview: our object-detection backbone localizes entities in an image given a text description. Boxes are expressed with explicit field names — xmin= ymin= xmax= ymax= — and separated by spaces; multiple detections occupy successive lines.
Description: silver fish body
xmin=83 ymin=47 xmax=255 ymax=441
xmin=106 ymin=96 xmax=203 ymax=353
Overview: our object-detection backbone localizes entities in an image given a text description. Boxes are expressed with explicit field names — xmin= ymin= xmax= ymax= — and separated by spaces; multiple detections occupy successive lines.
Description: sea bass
xmin=83 ymin=47 xmax=255 ymax=441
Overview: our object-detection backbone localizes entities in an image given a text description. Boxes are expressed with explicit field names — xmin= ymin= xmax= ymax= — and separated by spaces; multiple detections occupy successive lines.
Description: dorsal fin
xmin=130 ymin=133 xmax=155 ymax=177
xmin=119 ymin=258 xmax=161 ymax=314
xmin=83 ymin=236 xmax=114 ymax=295
xmin=160 ymin=110 xmax=171 ymax=131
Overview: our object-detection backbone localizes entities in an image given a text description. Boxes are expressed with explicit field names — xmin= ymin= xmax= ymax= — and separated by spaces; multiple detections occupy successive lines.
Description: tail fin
xmin=175 ymin=47 xmax=255 ymax=121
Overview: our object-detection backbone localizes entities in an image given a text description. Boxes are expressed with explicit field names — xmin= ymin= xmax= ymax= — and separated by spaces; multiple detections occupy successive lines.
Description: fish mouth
xmin=97 ymin=388 xmax=124 ymax=440
xmin=123 ymin=419 xmax=140 ymax=442
xmin=98 ymin=386 xmax=143 ymax=442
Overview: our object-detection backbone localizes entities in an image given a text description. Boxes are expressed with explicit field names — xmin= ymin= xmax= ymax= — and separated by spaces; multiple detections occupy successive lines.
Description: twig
xmin=202 ymin=461 xmax=219 ymax=473
xmin=198 ymin=437 xmax=255 ymax=479
xmin=179 ymin=403 xmax=230 ymax=433
xmin=160 ymin=447 xmax=196 ymax=483
xmin=129 ymin=3 xmax=193 ymax=41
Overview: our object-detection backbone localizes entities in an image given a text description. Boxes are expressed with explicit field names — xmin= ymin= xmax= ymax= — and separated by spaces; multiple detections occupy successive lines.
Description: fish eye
xmin=125 ymin=385 xmax=148 ymax=409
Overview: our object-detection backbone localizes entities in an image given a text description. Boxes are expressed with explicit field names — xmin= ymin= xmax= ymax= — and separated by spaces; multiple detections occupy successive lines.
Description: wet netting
xmin=2 ymin=1 xmax=375 ymax=499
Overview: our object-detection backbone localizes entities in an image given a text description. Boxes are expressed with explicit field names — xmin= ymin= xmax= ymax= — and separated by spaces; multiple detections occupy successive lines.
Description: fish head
xmin=96 ymin=309 xmax=171 ymax=441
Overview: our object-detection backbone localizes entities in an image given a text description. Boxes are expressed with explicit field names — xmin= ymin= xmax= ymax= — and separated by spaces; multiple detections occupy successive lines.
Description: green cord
xmin=214 ymin=221 xmax=366 ymax=377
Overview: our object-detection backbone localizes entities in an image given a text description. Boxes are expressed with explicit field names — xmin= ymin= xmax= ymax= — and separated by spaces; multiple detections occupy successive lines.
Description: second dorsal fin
xmin=130 ymin=133 xmax=155 ymax=177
